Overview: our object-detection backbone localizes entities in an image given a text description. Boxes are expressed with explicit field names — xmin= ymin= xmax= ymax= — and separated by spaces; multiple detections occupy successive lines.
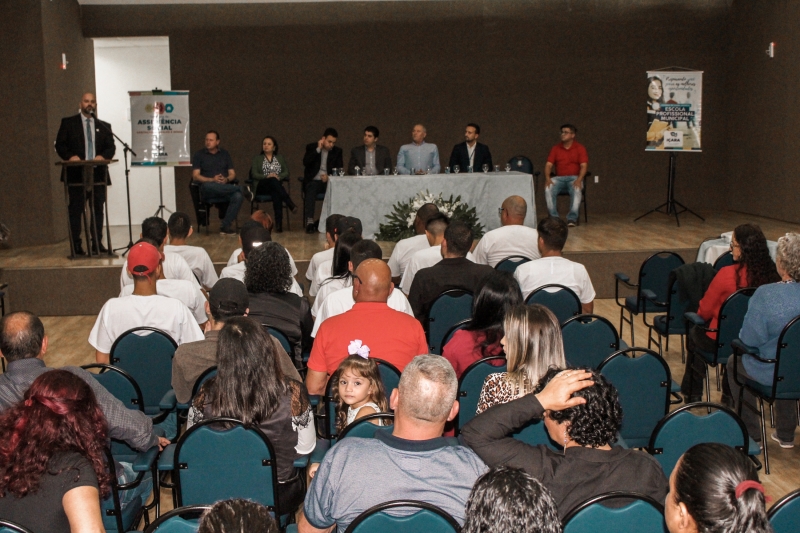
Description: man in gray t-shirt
xmin=299 ymin=355 xmax=487 ymax=533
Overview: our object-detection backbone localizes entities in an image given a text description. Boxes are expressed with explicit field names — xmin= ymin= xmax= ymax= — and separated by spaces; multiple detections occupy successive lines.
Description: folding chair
xmin=374 ymin=358 xmax=401 ymax=396
xmin=455 ymin=356 xmax=507 ymax=435
xmin=143 ymin=505 xmax=211 ymax=533
xmin=642 ymin=272 xmax=690 ymax=362
xmin=562 ymin=492 xmax=665 ymax=533
xmin=427 ymin=289 xmax=473 ymax=355
xmin=344 ymin=500 xmax=461 ymax=533
xmin=495 ymin=255 xmax=532 ymax=274
xmin=525 ymin=284 xmax=582 ymax=325
xmin=768 ymin=488 xmax=800 ymax=533
xmin=562 ymin=314 xmax=621 ymax=368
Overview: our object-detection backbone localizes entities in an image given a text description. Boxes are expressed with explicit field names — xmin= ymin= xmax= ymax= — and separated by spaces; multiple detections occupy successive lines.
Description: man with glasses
xmin=543 ymin=124 xmax=588 ymax=227
xmin=473 ymin=195 xmax=540 ymax=267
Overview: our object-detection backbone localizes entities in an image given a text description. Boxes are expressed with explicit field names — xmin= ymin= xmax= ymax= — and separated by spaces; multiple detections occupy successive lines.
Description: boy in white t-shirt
xmin=164 ymin=211 xmax=219 ymax=290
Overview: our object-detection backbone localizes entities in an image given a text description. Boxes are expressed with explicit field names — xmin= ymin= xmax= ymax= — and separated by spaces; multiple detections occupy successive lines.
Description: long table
xmin=318 ymin=171 xmax=536 ymax=239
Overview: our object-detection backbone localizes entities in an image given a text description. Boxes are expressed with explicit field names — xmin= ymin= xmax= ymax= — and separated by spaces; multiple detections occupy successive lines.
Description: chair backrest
xmin=712 ymin=288 xmax=755 ymax=365
xmin=495 ymin=255 xmax=532 ymax=273
xmin=110 ymin=327 xmax=178 ymax=414
xmin=637 ymin=252 xmax=685 ymax=308
xmin=173 ymin=417 xmax=281 ymax=511
xmin=344 ymin=500 xmax=461 ymax=533
xmin=321 ymin=378 xmax=338 ymax=440
xmin=144 ymin=505 xmax=211 ymax=533
xmin=658 ymin=272 xmax=693 ymax=335
xmin=647 ymin=402 xmax=749 ymax=477
xmin=713 ymin=250 xmax=735 ymax=270
xmin=427 ymin=290 xmax=474 ymax=355
xmin=561 ymin=314 xmax=621 ymax=368
xmin=441 ymin=319 xmax=471 ymax=351
xmin=512 ymin=418 xmax=561 ymax=451
xmin=0 ymin=520 xmax=35 ymax=533
xmin=768 ymin=488 xmax=800 ymax=533
xmin=456 ymin=356 xmax=507 ymax=434
xmin=525 ymin=284 xmax=582 ymax=324
xmin=598 ymin=349 xmax=671 ymax=448
xmin=192 ymin=366 xmax=218 ymax=398
xmin=339 ymin=413 xmax=395 ymax=440
xmin=373 ymin=358 xmax=402 ymax=395
xmin=562 ymin=492 xmax=665 ymax=533
xmin=771 ymin=314 xmax=800 ymax=400
xmin=266 ymin=326 xmax=292 ymax=354
xmin=507 ymin=155 xmax=534 ymax=175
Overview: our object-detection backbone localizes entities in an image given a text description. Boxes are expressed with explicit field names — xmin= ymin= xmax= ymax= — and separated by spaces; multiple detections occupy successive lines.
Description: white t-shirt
xmin=120 ymin=279 xmax=208 ymax=325
xmin=345 ymin=402 xmax=383 ymax=427
xmin=220 ymin=261 xmax=304 ymax=298
xmin=387 ymin=234 xmax=430 ymax=278
xmin=472 ymin=225 xmax=541 ymax=267
xmin=227 ymin=247 xmax=298 ymax=276
xmin=312 ymin=286 xmax=414 ymax=337
xmin=309 ymin=252 xmax=334 ymax=298
xmin=88 ymin=294 xmax=205 ymax=354
xmin=120 ymin=251 xmax=201 ymax=292
xmin=513 ymin=256 xmax=596 ymax=304
xmin=164 ymin=244 xmax=219 ymax=289
xmin=311 ymin=276 xmax=351 ymax=317
xmin=400 ymin=245 xmax=476 ymax=294
xmin=306 ymin=247 xmax=335 ymax=282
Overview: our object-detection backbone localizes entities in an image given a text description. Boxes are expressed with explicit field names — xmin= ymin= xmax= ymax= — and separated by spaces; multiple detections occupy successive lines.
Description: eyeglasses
xmin=353 ymin=274 xmax=363 ymax=285
xmin=498 ymin=207 xmax=506 ymax=216
xmin=730 ymin=242 xmax=740 ymax=251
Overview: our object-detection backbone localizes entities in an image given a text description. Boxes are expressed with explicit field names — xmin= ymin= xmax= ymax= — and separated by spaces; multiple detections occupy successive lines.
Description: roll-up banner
xmin=129 ymin=90 xmax=191 ymax=165
xmin=646 ymin=71 xmax=702 ymax=152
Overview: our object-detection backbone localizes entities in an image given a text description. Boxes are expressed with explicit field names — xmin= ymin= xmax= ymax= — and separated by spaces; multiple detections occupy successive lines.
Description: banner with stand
xmin=129 ymin=91 xmax=191 ymax=165
xmin=646 ymin=71 xmax=702 ymax=152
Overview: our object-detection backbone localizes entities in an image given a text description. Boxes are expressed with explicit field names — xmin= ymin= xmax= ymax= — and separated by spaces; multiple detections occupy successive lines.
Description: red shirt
xmin=547 ymin=141 xmax=588 ymax=177
xmin=698 ymin=265 xmax=748 ymax=339
xmin=442 ymin=329 xmax=504 ymax=379
xmin=308 ymin=302 xmax=428 ymax=376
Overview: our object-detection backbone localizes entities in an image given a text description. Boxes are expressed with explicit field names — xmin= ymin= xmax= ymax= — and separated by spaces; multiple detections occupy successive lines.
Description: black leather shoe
xmin=285 ymin=197 xmax=297 ymax=212
xmin=305 ymin=223 xmax=316 ymax=234
xmin=92 ymin=242 xmax=108 ymax=254
xmin=275 ymin=222 xmax=283 ymax=233
xmin=73 ymin=243 xmax=87 ymax=256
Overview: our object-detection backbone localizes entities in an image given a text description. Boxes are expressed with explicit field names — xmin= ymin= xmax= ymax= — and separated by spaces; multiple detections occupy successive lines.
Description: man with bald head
xmin=472 ymin=195 xmax=541 ymax=267
xmin=397 ymin=124 xmax=440 ymax=175
xmin=56 ymin=92 xmax=117 ymax=255
xmin=305 ymin=258 xmax=428 ymax=395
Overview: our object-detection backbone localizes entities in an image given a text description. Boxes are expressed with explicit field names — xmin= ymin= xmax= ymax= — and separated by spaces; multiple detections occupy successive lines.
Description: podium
xmin=56 ymin=159 xmax=117 ymax=259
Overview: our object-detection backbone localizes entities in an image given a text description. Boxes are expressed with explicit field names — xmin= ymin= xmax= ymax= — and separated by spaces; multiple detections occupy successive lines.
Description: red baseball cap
xmin=127 ymin=242 xmax=161 ymax=276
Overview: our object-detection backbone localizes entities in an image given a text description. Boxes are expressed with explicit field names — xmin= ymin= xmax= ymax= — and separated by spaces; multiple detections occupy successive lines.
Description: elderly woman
xmin=727 ymin=232 xmax=800 ymax=448
xmin=462 ymin=367 xmax=668 ymax=519
xmin=250 ymin=136 xmax=295 ymax=233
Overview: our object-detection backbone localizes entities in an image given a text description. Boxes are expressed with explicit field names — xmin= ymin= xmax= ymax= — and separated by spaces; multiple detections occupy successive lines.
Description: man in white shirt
xmin=472 ymin=196 xmax=541 ymax=267
xmin=91 ymin=242 xmax=205 ymax=364
xmin=514 ymin=216 xmax=595 ymax=313
xmin=387 ymin=203 xmax=439 ymax=285
xmin=305 ymin=214 xmax=343 ymax=294
xmin=310 ymin=217 xmax=363 ymax=297
xmin=312 ymin=240 xmax=413 ymax=335
xmin=164 ymin=211 xmax=219 ymax=290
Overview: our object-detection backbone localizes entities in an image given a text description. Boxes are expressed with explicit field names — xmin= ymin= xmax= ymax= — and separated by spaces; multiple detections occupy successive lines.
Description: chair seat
xmin=254 ymin=194 xmax=274 ymax=202
xmin=744 ymin=378 xmax=799 ymax=400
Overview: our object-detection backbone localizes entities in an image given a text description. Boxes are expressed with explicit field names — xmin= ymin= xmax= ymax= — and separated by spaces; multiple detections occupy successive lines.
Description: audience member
xmin=462 ymin=466 xmax=561 ymax=533
xmin=462 ymin=367 xmax=668 ymax=519
xmin=472 ymin=195 xmax=541 ymax=267
xmin=245 ymin=242 xmax=313 ymax=364
xmin=348 ymin=125 xmax=392 ymax=175
xmin=299 ymin=356 xmax=487 ymax=532
xmin=306 ymin=214 xmax=344 ymax=294
xmin=397 ymin=124 xmax=440 ymax=175
xmin=250 ymin=135 xmax=296 ymax=232
xmin=198 ymin=499 xmax=279 ymax=533
xmin=727 ymin=232 xmax=800 ymax=448
xmin=666 ymin=443 xmax=771 ymax=533
xmin=544 ymin=124 xmax=588 ymax=227
xmin=387 ymin=203 xmax=439 ymax=284
xmin=226 ymin=220 xmax=300 ymax=279
xmin=312 ymin=239 xmax=413 ymax=337
xmin=306 ymin=259 xmax=427 ymax=395
xmin=514 ymin=216 xmax=595 ymax=313
xmin=443 ymin=271 xmax=523 ymax=378
xmin=408 ymin=221 xmax=493 ymax=322
xmin=303 ymin=128 xmax=344 ymax=233
xmin=91 ymin=242 xmax=204 ymax=364
xmin=448 ymin=123 xmax=493 ymax=173
xmin=189 ymin=317 xmax=314 ymax=513
xmin=171 ymin=278 xmax=300 ymax=404
xmin=476 ymin=304 xmax=565 ymax=413
xmin=191 ymin=130 xmax=242 ymax=235
xmin=333 ymin=354 xmax=390 ymax=433
xmin=311 ymin=216 xmax=363 ymax=296
xmin=164 ymin=211 xmax=219 ymax=289
xmin=311 ymin=231 xmax=363 ymax=317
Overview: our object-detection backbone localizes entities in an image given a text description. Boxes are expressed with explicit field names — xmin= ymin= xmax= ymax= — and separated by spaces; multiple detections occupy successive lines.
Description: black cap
xmin=334 ymin=216 xmax=363 ymax=237
xmin=208 ymin=278 xmax=249 ymax=315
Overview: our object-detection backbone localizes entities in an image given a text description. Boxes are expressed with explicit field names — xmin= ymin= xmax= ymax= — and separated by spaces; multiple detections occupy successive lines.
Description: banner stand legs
xmin=153 ymin=166 xmax=173 ymax=220
xmin=113 ymin=144 xmax=136 ymax=256
xmin=634 ymin=152 xmax=704 ymax=227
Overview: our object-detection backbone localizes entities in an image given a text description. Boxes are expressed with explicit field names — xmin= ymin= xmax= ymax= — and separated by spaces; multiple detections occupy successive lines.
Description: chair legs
xmin=680 ymin=334 xmax=686 ymax=364
xmin=620 ymin=309 xmax=635 ymax=347
xmin=758 ymin=397 xmax=770 ymax=474
xmin=705 ymin=365 xmax=712 ymax=413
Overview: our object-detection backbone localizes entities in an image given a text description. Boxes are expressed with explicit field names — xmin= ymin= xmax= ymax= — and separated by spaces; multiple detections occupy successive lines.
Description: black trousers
xmin=68 ymin=184 xmax=106 ymax=247
xmin=255 ymin=178 xmax=291 ymax=225
xmin=303 ymin=180 xmax=327 ymax=223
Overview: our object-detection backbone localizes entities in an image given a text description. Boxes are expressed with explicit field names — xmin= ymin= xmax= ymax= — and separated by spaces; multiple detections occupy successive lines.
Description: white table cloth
xmin=696 ymin=237 xmax=778 ymax=264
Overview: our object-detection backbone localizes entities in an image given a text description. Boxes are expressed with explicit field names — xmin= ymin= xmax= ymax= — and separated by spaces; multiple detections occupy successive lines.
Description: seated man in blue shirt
xmin=397 ymin=124 xmax=440 ymax=175
xmin=191 ymin=130 xmax=243 ymax=235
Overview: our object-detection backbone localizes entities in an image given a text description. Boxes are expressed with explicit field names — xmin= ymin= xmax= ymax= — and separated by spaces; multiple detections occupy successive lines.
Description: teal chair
xmin=642 ymin=272 xmax=690 ymax=362
xmin=512 ymin=418 xmax=561 ymax=451
xmin=143 ymin=505 xmax=210 ymax=533
xmin=427 ymin=290 xmax=474 ymax=355
xmin=373 ymin=358 xmax=401 ymax=396
xmin=615 ymin=252 xmax=685 ymax=346
xmin=455 ymin=356 xmax=507 ymax=435
xmin=525 ymin=284 xmax=581 ymax=325
xmin=266 ymin=326 xmax=292 ymax=355
xmin=441 ymin=319 xmax=472 ymax=352
xmin=102 ymin=447 xmax=160 ymax=532
xmin=768 ymin=488 xmax=800 ymax=533
xmin=713 ymin=251 xmax=735 ymax=270
xmin=562 ymin=492 xmax=666 ymax=533
xmin=343 ymin=500 xmax=460 ymax=533
xmin=339 ymin=413 xmax=395 ymax=440
xmin=0 ymin=520 xmax=34 ymax=533
xmin=495 ymin=255 xmax=532 ymax=274
xmin=598 ymin=349 xmax=671 ymax=448
xmin=731 ymin=314 xmax=800 ymax=474
xmin=561 ymin=315 xmax=621 ymax=369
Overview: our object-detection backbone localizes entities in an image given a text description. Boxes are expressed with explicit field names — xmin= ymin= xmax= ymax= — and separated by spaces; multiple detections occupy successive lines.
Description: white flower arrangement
xmin=377 ymin=189 xmax=483 ymax=242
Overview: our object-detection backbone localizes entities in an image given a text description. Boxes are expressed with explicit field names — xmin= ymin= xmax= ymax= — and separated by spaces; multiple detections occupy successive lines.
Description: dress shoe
xmin=92 ymin=242 xmax=108 ymax=254
xmin=73 ymin=243 xmax=87 ymax=256
xmin=275 ymin=222 xmax=283 ymax=233
xmin=285 ymin=197 xmax=297 ymax=212
xmin=305 ymin=223 xmax=316 ymax=234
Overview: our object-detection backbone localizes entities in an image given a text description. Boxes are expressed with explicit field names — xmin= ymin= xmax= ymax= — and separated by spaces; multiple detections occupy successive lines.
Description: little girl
xmin=333 ymin=341 xmax=390 ymax=433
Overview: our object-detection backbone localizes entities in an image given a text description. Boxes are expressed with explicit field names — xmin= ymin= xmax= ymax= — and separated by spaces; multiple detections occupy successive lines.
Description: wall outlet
xmin=594 ymin=175 xmax=599 ymax=183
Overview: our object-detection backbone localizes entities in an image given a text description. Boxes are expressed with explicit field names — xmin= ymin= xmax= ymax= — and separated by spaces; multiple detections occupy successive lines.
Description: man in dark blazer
xmin=347 ymin=126 xmax=393 ymax=176
xmin=302 ymin=127 xmax=343 ymax=233
xmin=55 ymin=92 xmax=116 ymax=255
xmin=448 ymin=123 xmax=493 ymax=173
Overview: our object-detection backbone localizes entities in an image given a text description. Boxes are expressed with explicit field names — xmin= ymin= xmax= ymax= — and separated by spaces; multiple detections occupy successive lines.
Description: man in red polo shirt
xmin=305 ymin=259 xmax=428 ymax=395
xmin=544 ymin=124 xmax=588 ymax=227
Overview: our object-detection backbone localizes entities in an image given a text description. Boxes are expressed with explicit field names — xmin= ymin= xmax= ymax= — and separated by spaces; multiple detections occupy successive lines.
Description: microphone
xmin=88 ymin=109 xmax=96 ymax=118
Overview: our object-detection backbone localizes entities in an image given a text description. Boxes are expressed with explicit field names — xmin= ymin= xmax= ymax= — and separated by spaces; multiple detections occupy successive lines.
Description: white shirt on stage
xmin=400 ymin=245 xmax=476 ymax=294
xmin=311 ymin=276 xmax=351 ymax=317
xmin=164 ymin=244 xmax=219 ymax=289
xmin=387 ymin=234 xmax=430 ymax=278
xmin=120 ymin=252 xmax=201 ymax=292
xmin=472 ymin=225 xmax=541 ymax=267
xmin=307 ymin=248 xmax=334 ymax=297
xmin=227 ymin=247 xmax=299 ymax=276
xmin=220 ymin=261 xmax=304 ymax=298
xmin=120 ymin=279 xmax=208 ymax=325
xmin=312 ymin=286 xmax=414 ymax=337
xmin=513 ymin=256 xmax=596 ymax=303
xmin=88 ymin=294 xmax=204 ymax=354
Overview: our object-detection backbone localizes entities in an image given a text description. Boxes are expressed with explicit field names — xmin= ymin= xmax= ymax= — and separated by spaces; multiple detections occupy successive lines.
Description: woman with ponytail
xmin=665 ymin=443 xmax=773 ymax=533
xmin=0 ymin=370 xmax=109 ymax=532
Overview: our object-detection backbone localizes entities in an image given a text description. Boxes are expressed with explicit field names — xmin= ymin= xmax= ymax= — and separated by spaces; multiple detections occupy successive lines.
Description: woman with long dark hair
xmin=443 ymin=271 xmax=523 ymax=378
xmin=188 ymin=317 xmax=315 ymax=513
xmin=0 ymin=370 xmax=111 ymax=533
xmin=249 ymin=136 xmax=296 ymax=232
xmin=311 ymin=231 xmax=363 ymax=317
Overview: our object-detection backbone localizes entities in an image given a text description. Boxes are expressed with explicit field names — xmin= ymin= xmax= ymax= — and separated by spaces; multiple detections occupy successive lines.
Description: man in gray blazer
xmin=347 ymin=126 xmax=392 ymax=175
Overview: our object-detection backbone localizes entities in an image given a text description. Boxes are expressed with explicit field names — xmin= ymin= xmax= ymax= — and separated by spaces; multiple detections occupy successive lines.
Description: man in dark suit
xmin=302 ymin=127 xmax=343 ymax=233
xmin=347 ymin=126 xmax=392 ymax=176
xmin=448 ymin=123 xmax=493 ymax=173
xmin=55 ymin=92 xmax=116 ymax=255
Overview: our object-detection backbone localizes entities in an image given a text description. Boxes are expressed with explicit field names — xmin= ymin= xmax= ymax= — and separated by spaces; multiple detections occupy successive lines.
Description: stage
xmin=1 ymin=210 xmax=799 ymax=316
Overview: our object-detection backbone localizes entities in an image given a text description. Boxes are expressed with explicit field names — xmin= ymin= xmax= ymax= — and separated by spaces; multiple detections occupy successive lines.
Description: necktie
xmin=86 ymin=118 xmax=94 ymax=159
